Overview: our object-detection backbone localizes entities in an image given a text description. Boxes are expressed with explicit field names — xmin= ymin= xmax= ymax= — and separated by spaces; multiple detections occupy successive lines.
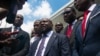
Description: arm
xmin=60 ymin=35 xmax=71 ymax=56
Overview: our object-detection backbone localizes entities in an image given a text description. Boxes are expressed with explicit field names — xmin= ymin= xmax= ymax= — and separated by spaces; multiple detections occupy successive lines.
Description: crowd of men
xmin=0 ymin=0 xmax=100 ymax=56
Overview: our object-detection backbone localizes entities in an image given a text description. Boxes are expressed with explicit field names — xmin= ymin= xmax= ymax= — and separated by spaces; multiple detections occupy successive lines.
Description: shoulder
xmin=54 ymin=32 xmax=68 ymax=40
xmin=95 ymin=4 xmax=100 ymax=11
xmin=21 ymin=29 xmax=29 ymax=34
xmin=20 ymin=29 xmax=30 ymax=38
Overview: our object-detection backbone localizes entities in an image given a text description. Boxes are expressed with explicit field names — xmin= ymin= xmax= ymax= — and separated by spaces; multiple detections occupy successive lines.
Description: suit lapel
xmin=85 ymin=4 xmax=100 ymax=40
xmin=44 ymin=32 xmax=56 ymax=56
xmin=89 ymin=4 xmax=100 ymax=20
xmin=70 ymin=21 xmax=82 ymax=42
xmin=30 ymin=37 xmax=41 ymax=56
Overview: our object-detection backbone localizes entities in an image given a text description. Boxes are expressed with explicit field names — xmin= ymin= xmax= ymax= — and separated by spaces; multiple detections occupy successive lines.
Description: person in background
xmin=62 ymin=7 xmax=77 ymax=48
xmin=30 ymin=20 xmax=41 ymax=45
xmin=28 ymin=18 xmax=71 ymax=56
xmin=31 ymin=29 xmax=36 ymax=38
xmin=1 ymin=14 xmax=30 ymax=56
xmin=55 ymin=22 xmax=64 ymax=33
xmin=73 ymin=0 xmax=100 ymax=56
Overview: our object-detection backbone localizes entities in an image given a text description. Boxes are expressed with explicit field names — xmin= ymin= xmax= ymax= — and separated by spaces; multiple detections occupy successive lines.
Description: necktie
xmin=66 ymin=24 xmax=72 ymax=38
xmin=82 ymin=10 xmax=89 ymax=38
xmin=36 ymin=35 xmax=46 ymax=56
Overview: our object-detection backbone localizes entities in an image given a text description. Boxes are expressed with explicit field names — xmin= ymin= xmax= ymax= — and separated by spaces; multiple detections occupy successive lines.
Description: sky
xmin=0 ymin=0 xmax=70 ymax=34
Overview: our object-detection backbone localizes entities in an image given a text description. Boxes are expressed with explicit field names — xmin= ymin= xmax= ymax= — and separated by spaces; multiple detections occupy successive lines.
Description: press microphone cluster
xmin=6 ymin=0 xmax=27 ymax=24
xmin=0 ymin=31 xmax=19 ymax=40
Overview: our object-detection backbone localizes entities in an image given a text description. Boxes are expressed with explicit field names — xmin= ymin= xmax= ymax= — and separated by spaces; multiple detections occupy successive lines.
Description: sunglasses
xmin=63 ymin=11 xmax=71 ymax=15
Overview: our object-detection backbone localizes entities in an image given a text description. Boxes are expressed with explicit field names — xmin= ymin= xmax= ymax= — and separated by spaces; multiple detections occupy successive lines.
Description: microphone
xmin=6 ymin=0 xmax=18 ymax=24
xmin=6 ymin=0 xmax=27 ymax=24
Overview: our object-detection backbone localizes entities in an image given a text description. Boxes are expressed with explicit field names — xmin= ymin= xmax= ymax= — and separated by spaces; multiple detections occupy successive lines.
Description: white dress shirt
xmin=34 ymin=31 xmax=53 ymax=56
xmin=11 ymin=26 xmax=20 ymax=32
xmin=11 ymin=26 xmax=20 ymax=38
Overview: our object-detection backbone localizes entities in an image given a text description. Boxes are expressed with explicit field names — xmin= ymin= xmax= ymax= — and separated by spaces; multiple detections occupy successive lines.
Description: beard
xmin=41 ymin=28 xmax=52 ymax=34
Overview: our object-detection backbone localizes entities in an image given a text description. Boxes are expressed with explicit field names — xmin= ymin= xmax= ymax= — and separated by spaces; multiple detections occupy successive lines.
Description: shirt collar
xmin=88 ymin=4 xmax=96 ymax=12
xmin=72 ymin=19 xmax=77 ymax=25
xmin=42 ymin=30 xmax=53 ymax=37
xmin=12 ymin=25 xmax=20 ymax=30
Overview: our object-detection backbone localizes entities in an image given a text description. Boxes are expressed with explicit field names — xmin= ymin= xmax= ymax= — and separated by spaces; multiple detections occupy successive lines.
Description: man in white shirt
xmin=1 ymin=14 xmax=30 ymax=56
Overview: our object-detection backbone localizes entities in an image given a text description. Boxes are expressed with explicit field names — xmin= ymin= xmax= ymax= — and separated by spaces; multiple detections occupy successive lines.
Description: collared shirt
xmin=30 ymin=36 xmax=38 ymax=45
xmin=11 ymin=26 xmax=20 ymax=38
xmin=85 ymin=4 xmax=96 ymax=28
xmin=34 ymin=30 xmax=53 ymax=56
xmin=12 ymin=26 xmax=20 ymax=32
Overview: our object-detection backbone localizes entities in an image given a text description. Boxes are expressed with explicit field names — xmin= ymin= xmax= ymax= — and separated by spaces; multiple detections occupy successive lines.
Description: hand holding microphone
xmin=0 ymin=31 xmax=19 ymax=47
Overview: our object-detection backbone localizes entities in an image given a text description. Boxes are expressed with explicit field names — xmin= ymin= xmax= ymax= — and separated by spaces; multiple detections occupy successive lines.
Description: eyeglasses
xmin=63 ymin=11 xmax=71 ymax=15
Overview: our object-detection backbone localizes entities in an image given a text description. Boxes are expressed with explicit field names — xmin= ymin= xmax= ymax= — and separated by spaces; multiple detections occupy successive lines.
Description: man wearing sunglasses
xmin=62 ymin=7 xmax=82 ymax=55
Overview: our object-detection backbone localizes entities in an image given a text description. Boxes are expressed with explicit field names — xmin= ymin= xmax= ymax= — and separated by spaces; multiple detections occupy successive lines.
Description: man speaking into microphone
xmin=0 ymin=0 xmax=28 ymax=55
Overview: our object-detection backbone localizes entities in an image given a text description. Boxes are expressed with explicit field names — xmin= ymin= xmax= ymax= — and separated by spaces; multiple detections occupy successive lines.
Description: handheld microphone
xmin=6 ymin=0 xmax=18 ymax=24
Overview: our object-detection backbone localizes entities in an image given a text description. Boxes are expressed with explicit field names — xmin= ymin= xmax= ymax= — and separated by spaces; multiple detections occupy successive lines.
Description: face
xmin=34 ymin=21 xmax=41 ymax=34
xmin=40 ymin=19 xmax=53 ymax=34
xmin=63 ymin=8 xmax=75 ymax=24
xmin=13 ymin=14 xmax=23 ymax=27
xmin=74 ymin=0 xmax=90 ymax=11
xmin=55 ymin=22 xmax=63 ymax=33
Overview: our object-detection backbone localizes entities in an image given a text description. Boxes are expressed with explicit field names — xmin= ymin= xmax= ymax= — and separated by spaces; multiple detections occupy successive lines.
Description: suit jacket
xmin=28 ymin=31 xmax=71 ymax=56
xmin=74 ymin=4 xmax=100 ymax=56
xmin=62 ymin=21 xmax=81 ymax=48
xmin=1 ymin=27 xmax=30 ymax=56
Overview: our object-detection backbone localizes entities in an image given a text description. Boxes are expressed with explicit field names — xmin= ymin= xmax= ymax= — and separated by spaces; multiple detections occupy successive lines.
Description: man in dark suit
xmin=73 ymin=0 xmax=100 ymax=56
xmin=28 ymin=18 xmax=71 ymax=56
xmin=1 ymin=14 xmax=30 ymax=56
xmin=0 ymin=0 xmax=27 ymax=51
xmin=62 ymin=7 xmax=79 ymax=49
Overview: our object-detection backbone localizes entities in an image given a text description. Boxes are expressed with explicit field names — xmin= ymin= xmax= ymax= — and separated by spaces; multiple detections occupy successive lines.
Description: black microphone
xmin=6 ymin=0 xmax=18 ymax=24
